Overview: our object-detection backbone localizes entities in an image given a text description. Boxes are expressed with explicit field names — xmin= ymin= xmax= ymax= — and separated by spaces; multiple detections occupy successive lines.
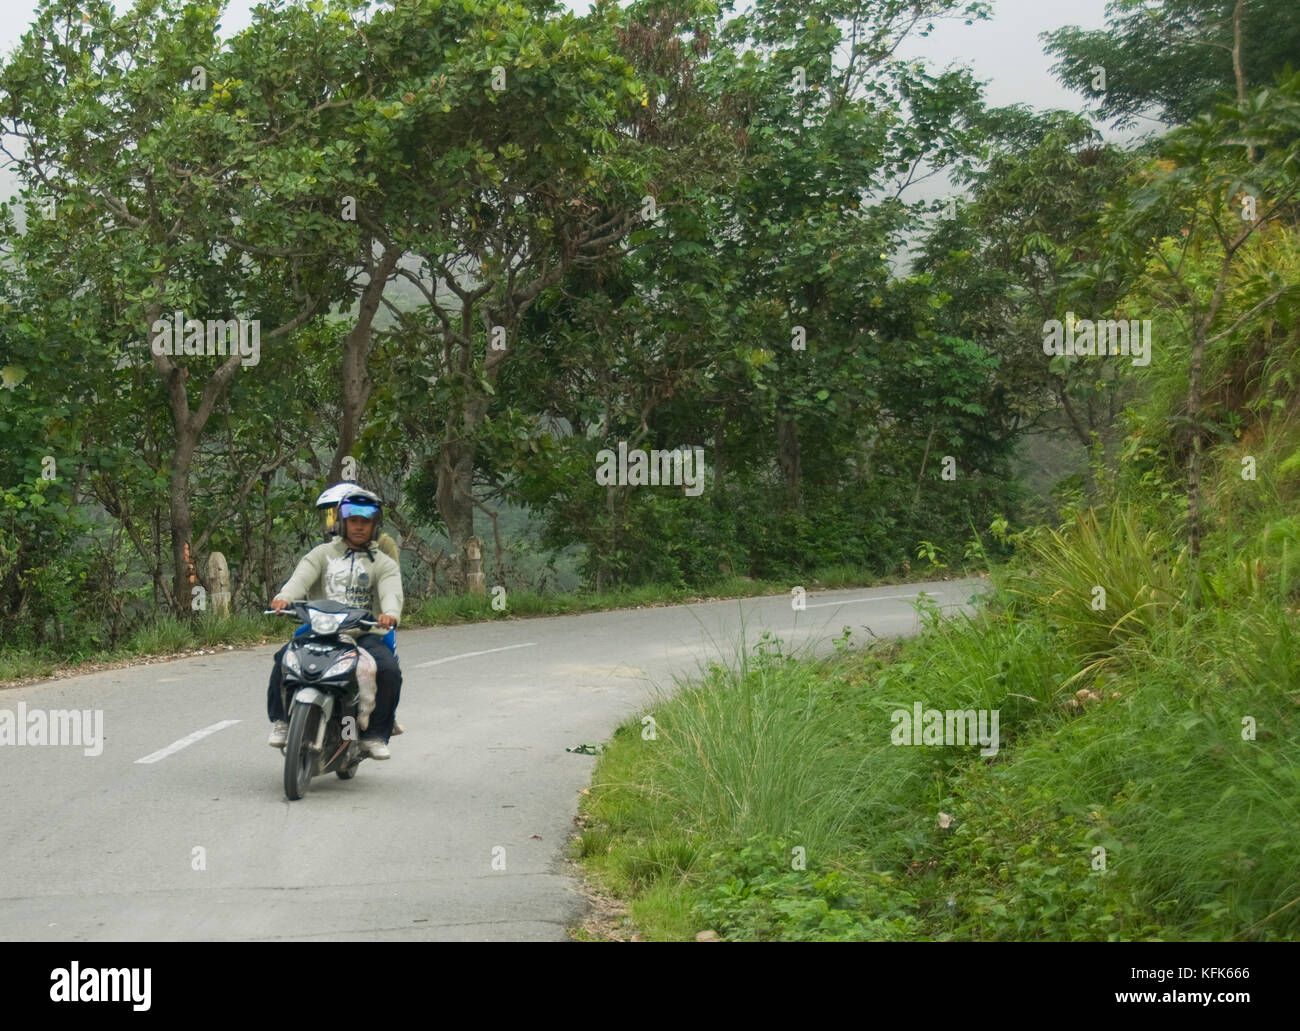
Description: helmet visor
xmin=339 ymin=501 xmax=378 ymax=521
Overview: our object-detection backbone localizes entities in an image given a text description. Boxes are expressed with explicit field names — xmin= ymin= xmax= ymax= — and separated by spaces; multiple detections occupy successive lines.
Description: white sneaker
xmin=360 ymin=737 xmax=391 ymax=760
xmin=268 ymin=720 xmax=289 ymax=747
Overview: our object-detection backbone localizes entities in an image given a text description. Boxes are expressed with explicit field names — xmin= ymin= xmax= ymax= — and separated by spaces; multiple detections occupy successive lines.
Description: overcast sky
xmin=0 ymin=0 xmax=1115 ymax=199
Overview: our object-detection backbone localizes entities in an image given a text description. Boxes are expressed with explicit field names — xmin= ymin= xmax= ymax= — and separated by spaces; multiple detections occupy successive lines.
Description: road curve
xmin=0 ymin=578 xmax=984 ymax=941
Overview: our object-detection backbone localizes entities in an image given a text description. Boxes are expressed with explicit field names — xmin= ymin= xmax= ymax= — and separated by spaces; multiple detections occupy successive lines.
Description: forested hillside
xmin=1 ymin=0 xmax=1051 ymax=661
xmin=0 ymin=0 xmax=1297 ymax=817
xmin=1 ymin=0 xmax=1297 ymax=946
xmin=568 ymin=0 xmax=1300 ymax=941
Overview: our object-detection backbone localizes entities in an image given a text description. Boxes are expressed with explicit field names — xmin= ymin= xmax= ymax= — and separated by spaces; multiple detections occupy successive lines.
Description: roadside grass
xmin=0 ymin=611 xmax=276 ymax=683
xmin=0 ymin=562 xmax=950 ymax=687
xmin=575 ymin=510 xmax=1300 ymax=941
xmin=1002 ymin=504 xmax=1185 ymax=672
xmin=0 ymin=649 xmax=58 ymax=682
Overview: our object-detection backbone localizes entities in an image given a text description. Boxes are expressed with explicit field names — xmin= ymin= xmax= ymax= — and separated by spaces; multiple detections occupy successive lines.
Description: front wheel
xmin=284 ymin=700 xmax=320 ymax=800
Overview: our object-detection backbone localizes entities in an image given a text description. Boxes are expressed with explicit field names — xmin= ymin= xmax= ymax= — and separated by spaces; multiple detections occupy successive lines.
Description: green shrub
xmin=1004 ymin=505 xmax=1184 ymax=672
xmin=694 ymin=838 xmax=919 ymax=941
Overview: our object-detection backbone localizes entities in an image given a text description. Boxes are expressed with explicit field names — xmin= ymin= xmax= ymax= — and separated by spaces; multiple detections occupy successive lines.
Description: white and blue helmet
xmin=315 ymin=482 xmax=383 ymax=540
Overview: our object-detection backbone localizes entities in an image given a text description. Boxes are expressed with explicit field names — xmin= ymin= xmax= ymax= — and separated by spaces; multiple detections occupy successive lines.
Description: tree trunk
xmin=169 ymin=433 xmax=198 ymax=616
xmin=262 ymin=489 xmax=276 ymax=601
xmin=1232 ymin=0 xmax=1256 ymax=163
xmin=330 ymin=244 xmax=401 ymax=483
xmin=435 ymin=440 xmax=476 ymax=590
xmin=473 ymin=496 xmax=507 ymax=586
xmin=146 ymin=287 xmax=319 ymax=615
xmin=712 ymin=410 xmax=727 ymax=498
xmin=913 ymin=415 xmax=937 ymax=507
xmin=434 ymin=306 xmax=500 ymax=591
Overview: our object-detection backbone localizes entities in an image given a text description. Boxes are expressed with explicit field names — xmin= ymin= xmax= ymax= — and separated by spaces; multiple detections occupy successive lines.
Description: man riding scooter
xmin=266 ymin=485 xmax=404 ymax=759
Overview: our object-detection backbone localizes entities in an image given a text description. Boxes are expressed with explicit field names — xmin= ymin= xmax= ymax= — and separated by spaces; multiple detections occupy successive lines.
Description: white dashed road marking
xmin=135 ymin=720 xmax=241 ymax=764
xmin=412 ymin=643 xmax=537 ymax=669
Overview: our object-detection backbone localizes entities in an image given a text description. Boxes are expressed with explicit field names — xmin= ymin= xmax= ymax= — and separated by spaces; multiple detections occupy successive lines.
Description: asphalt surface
xmin=0 ymin=577 xmax=984 ymax=941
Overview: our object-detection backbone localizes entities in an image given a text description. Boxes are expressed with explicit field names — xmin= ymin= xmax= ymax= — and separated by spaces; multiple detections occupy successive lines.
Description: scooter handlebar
xmin=263 ymin=607 xmax=379 ymax=630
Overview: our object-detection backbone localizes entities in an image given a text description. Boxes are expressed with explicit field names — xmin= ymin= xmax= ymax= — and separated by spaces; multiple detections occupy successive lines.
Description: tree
xmin=333 ymin=0 xmax=658 ymax=588
xmin=1044 ymin=0 xmax=1300 ymax=131
xmin=1105 ymin=72 xmax=1300 ymax=578
xmin=0 ymin=0 xmax=341 ymax=613
xmin=494 ymin=0 xmax=1020 ymax=585
xmin=914 ymin=110 xmax=1139 ymax=493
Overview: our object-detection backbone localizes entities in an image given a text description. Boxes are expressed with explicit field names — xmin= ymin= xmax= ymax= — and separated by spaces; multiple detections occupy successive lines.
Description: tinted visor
xmin=339 ymin=501 xmax=378 ymax=520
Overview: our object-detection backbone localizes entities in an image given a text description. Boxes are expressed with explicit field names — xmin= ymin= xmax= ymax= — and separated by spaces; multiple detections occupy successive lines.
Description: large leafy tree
xmin=704 ymin=0 xmax=992 ymax=509
xmin=497 ymin=0 xmax=1019 ymax=586
xmin=0 ymin=247 xmax=96 ymax=647
xmin=0 ymin=0 xmax=340 ymax=613
xmin=1044 ymin=0 xmax=1300 ymax=130
xmin=462 ymin=0 xmax=738 ymax=588
xmin=915 ymin=110 xmax=1139 ymax=488
xmin=345 ymin=0 xmax=662 ymax=587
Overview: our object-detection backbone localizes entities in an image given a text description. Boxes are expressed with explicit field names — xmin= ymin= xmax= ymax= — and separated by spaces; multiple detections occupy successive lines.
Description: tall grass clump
xmin=123 ymin=614 xmax=194 ymax=655
xmin=638 ymin=633 xmax=876 ymax=858
xmin=1004 ymin=505 xmax=1184 ymax=670
xmin=193 ymin=610 xmax=268 ymax=647
xmin=0 ymin=649 xmax=58 ymax=682
xmin=579 ymin=554 xmax=1300 ymax=940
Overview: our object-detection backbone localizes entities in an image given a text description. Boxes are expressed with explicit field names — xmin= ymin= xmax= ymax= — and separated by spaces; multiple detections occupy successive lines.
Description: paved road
xmin=0 ymin=578 xmax=984 ymax=941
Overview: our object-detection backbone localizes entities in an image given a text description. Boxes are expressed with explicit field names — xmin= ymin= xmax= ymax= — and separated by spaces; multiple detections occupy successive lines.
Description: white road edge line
xmin=804 ymin=591 xmax=971 ymax=609
xmin=412 ymin=642 xmax=537 ymax=669
xmin=135 ymin=719 xmax=241 ymax=764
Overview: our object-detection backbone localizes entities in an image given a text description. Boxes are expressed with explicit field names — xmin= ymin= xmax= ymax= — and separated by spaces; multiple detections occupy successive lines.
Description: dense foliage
xmin=0 ymin=0 xmax=1023 ymax=655
xmin=574 ymin=0 xmax=1300 ymax=942
xmin=2 ymin=0 xmax=1296 ymax=666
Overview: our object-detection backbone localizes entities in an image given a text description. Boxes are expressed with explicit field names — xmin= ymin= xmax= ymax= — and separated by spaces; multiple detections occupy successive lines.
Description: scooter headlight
xmin=283 ymin=648 xmax=302 ymax=675
xmin=308 ymin=608 xmax=347 ymax=635
xmin=322 ymin=650 xmax=358 ymax=680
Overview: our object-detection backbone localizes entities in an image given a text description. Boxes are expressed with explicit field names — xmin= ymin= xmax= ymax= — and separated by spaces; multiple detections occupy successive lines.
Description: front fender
xmin=291 ymin=687 xmax=335 ymax=724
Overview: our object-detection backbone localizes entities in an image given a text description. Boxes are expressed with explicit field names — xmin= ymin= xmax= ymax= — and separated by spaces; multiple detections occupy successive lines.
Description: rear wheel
xmin=284 ymin=701 xmax=320 ymax=800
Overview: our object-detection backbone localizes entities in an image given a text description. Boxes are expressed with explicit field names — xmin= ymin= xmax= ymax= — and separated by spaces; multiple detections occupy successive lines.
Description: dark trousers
xmin=267 ymin=633 xmax=402 ymax=742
